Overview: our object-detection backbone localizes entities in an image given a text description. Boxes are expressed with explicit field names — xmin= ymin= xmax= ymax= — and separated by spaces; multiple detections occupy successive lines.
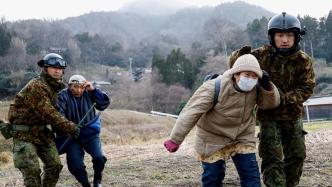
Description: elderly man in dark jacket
xmin=55 ymin=74 xmax=110 ymax=187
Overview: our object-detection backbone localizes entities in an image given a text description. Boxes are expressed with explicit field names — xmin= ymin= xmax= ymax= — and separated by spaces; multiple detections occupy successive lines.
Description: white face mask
xmin=237 ymin=76 xmax=258 ymax=92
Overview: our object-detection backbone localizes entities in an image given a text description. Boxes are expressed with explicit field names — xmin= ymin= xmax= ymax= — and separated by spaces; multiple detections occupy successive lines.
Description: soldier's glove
xmin=238 ymin=45 xmax=252 ymax=56
xmin=0 ymin=120 xmax=13 ymax=139
xmin=71 ymin=126 xmax=80 ymax=139
xmin=229 ymin=45 xmax=252 ymax=68
xmin=259 ymin=70 xmax=272 ymax=91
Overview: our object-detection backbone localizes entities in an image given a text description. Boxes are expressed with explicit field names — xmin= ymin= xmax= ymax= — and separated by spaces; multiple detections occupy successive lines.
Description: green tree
xmin=298 ymin=15 xmax=319 ymax=58
xmin=152 ymin=53 xmax=166 ymax=80
xmin=0 ymin=19 xmax=12 ymax=56
xmin=246 ymin=16 xmax=269 ymax=48
xmin=325 ymin=11 xmax=332 ymax=63
xmin=152 ymin=52 xmax=173 ymax=85
xmin=152 ymin=49 xmax=195 ymax=89
xmin=166 ymin=48 xmax=194 ymax=89
xmin=317 ymin=17 xmax=328 ymax=58
xmin=26 ymin=40 xmax=42 ymax=55
xmin=75 ymin=32 xmax=125 ymax=67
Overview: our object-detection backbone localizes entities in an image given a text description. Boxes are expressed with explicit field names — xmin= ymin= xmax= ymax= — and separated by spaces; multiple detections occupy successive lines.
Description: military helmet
xmin=268 ymin=12 xmax=305 ymax=54
xmin=37 ymin=53 xmax=67 ymax=69
xmin=268 ymin=12 xmax=301 ymax=34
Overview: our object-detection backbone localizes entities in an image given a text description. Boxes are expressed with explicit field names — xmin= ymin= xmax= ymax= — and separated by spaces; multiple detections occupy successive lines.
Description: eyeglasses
xmin=45 ymin=58 xmax=67 ymax=67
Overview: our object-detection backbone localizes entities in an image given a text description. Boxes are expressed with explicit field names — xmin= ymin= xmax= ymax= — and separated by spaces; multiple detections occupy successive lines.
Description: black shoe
xmin=93 ymin=171 xmax=103 ymax=187
xmin=82 ymin=182 xmax=91 ymax=187
xmin=93 ymin=182 xmax=102 ymax=187
xmin=93 ymin=172 xmax=103 ymax=187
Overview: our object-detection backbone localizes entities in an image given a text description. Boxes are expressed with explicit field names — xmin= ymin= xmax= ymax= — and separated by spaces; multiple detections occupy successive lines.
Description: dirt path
xmin=59 ymin=129 xmax=332 ymax=187
xmin=1 ymin=129 xmax=331 ymax=186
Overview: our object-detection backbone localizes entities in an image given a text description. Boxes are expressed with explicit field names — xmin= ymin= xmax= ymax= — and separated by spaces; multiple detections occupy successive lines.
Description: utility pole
xmin=310 ymin=41 xmax=314 ymax=58
xmin=129 ymin=57 xmax=133 ymax=75
xmin=223 ymin=41 xmax=228 ymax=57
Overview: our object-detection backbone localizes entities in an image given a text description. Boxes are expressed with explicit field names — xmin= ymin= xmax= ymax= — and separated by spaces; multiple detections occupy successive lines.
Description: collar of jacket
xmin=40 ymin=71 xmax=65 ymax=92
xmin=271 ymin=44 xmax=300 ymax=57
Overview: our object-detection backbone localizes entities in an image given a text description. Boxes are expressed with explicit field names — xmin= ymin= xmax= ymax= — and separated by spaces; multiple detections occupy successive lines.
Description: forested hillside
xmin=0 ymin=1 xmax=332 ymax=114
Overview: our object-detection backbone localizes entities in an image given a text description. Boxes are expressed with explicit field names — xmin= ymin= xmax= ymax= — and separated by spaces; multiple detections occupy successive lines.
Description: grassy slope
xmin=0 ymin=104 xmax=332 ymax=186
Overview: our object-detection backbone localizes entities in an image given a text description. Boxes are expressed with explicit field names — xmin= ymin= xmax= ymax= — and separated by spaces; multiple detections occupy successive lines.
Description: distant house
xmin=49 ymin=47 xmax=67 ymax=54
xmin=41 ymin=47 xmax=67 ymax=56
xmin=303 ymin=96 xmax=332 ymax=122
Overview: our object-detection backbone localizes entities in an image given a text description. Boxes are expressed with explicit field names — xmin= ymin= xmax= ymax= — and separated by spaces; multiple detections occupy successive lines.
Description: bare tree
xmin=203 ymin=17 xmax=250 ymax=53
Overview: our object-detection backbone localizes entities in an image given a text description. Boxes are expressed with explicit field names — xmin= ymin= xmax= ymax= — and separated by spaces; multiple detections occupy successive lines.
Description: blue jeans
xmin=66 ymin=136 xmax=107 ymax=185
xmin=202 ymin=153 xmax=261 ymax=187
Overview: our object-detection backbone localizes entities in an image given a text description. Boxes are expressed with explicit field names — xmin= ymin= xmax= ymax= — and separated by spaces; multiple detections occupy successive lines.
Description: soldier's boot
xmin=262 ymin=157 xmax=286 ymax=187
xmin=20 ymin=168 xmax=42 ymax=187
xmin=41 ymin=164 xmax=63 ymax=187
xmin=284 ymin=155 xmax=305 ymax=187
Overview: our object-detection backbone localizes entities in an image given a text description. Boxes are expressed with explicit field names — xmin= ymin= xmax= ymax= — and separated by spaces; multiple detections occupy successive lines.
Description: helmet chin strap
xmin=275 ymin=44 xmax=300 ymax=56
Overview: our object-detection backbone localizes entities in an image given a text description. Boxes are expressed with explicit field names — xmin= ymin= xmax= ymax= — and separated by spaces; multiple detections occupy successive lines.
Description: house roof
xmin=303 ymin=96 xmax=332 ymax=106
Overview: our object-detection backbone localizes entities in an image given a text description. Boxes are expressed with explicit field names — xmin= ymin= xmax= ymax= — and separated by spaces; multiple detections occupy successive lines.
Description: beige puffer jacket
xmin=170 ymin=73 xmax=280 ymax=157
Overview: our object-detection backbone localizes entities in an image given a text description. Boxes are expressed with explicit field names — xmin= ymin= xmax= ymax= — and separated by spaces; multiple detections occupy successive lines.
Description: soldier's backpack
xmin=203 ymin=73 xmax=222 ymax=108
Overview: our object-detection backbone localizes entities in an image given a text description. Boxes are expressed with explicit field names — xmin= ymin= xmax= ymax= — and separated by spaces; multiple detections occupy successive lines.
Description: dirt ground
xmin=0 ymin=110 xmax=331 ymax=186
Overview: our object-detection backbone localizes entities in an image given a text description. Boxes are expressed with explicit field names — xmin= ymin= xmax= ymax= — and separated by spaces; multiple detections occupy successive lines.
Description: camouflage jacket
xmin=8 ymin=71 xmax=76 ymax=145
xmin=229 ymin=45 xmax=315 ymax=120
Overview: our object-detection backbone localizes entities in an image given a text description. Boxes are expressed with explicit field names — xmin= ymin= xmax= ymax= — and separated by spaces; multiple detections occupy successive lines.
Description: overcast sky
xmin=1 ymin=0 xmax=331 ymax=21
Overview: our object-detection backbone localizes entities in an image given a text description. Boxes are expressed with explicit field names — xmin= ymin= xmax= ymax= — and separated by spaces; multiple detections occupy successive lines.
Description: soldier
xmin=8 ymin=53 xmax=80 ymax=187
xmin=229 ymin=12 xmax=315 ymax=186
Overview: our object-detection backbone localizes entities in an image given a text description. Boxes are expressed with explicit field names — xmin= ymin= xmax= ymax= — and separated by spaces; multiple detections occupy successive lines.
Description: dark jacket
xmin=57 ymin=88 xmax=110 ymax=143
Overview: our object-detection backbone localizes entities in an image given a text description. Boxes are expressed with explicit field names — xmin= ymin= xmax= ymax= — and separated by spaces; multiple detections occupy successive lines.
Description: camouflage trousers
xmin=12 ymin=139 xmax=63 ymax=187
xmin=258 ymin=118 xmax=306 ymax=187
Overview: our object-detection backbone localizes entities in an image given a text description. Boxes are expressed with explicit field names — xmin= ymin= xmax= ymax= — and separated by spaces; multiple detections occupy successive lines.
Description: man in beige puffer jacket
xmin=164 ymin=54 xmax=280 ymax=187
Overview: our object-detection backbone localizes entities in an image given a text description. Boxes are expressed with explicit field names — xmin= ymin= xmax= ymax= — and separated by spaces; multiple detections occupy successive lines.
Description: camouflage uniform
xmin=8 ymin=71 xmax=77 ymax=187
xmin=229 ymin=45 xmax=315 ymax=187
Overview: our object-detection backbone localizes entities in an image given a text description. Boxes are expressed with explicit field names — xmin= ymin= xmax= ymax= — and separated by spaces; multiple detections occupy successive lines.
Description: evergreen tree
xmin=152 ymin=53 xmax=166 ymax=82
xmin=246 ymin=16 xmax=269 ymax=48
xmin=75 ymin=32 xmax=125 ymax=67
xmin=325 ymin=11 xmax=332 ymax=63
xmin=298 ymin=15 xmax=319 ymax=57
xmin=317 ymin=17 xmax=328 ymax=58
xmin=0 ymin=20 xmax=12 ymax=56
xmin=166 ymin=48 xmax=194 ymax=89
xmin=164 ymin=49 xmax=181 ymax=86
xmin=152 ymin=49 xmax=195 ymax=89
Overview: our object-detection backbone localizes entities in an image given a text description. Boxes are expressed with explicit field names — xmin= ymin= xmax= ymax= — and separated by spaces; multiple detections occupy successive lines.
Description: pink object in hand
xmin=164 ymin=139 xmax=179 ymax=153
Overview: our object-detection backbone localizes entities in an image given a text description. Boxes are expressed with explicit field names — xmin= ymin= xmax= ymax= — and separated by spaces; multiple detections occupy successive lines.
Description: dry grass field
xmin=0 ymin=104 xmax=331 ymax=186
